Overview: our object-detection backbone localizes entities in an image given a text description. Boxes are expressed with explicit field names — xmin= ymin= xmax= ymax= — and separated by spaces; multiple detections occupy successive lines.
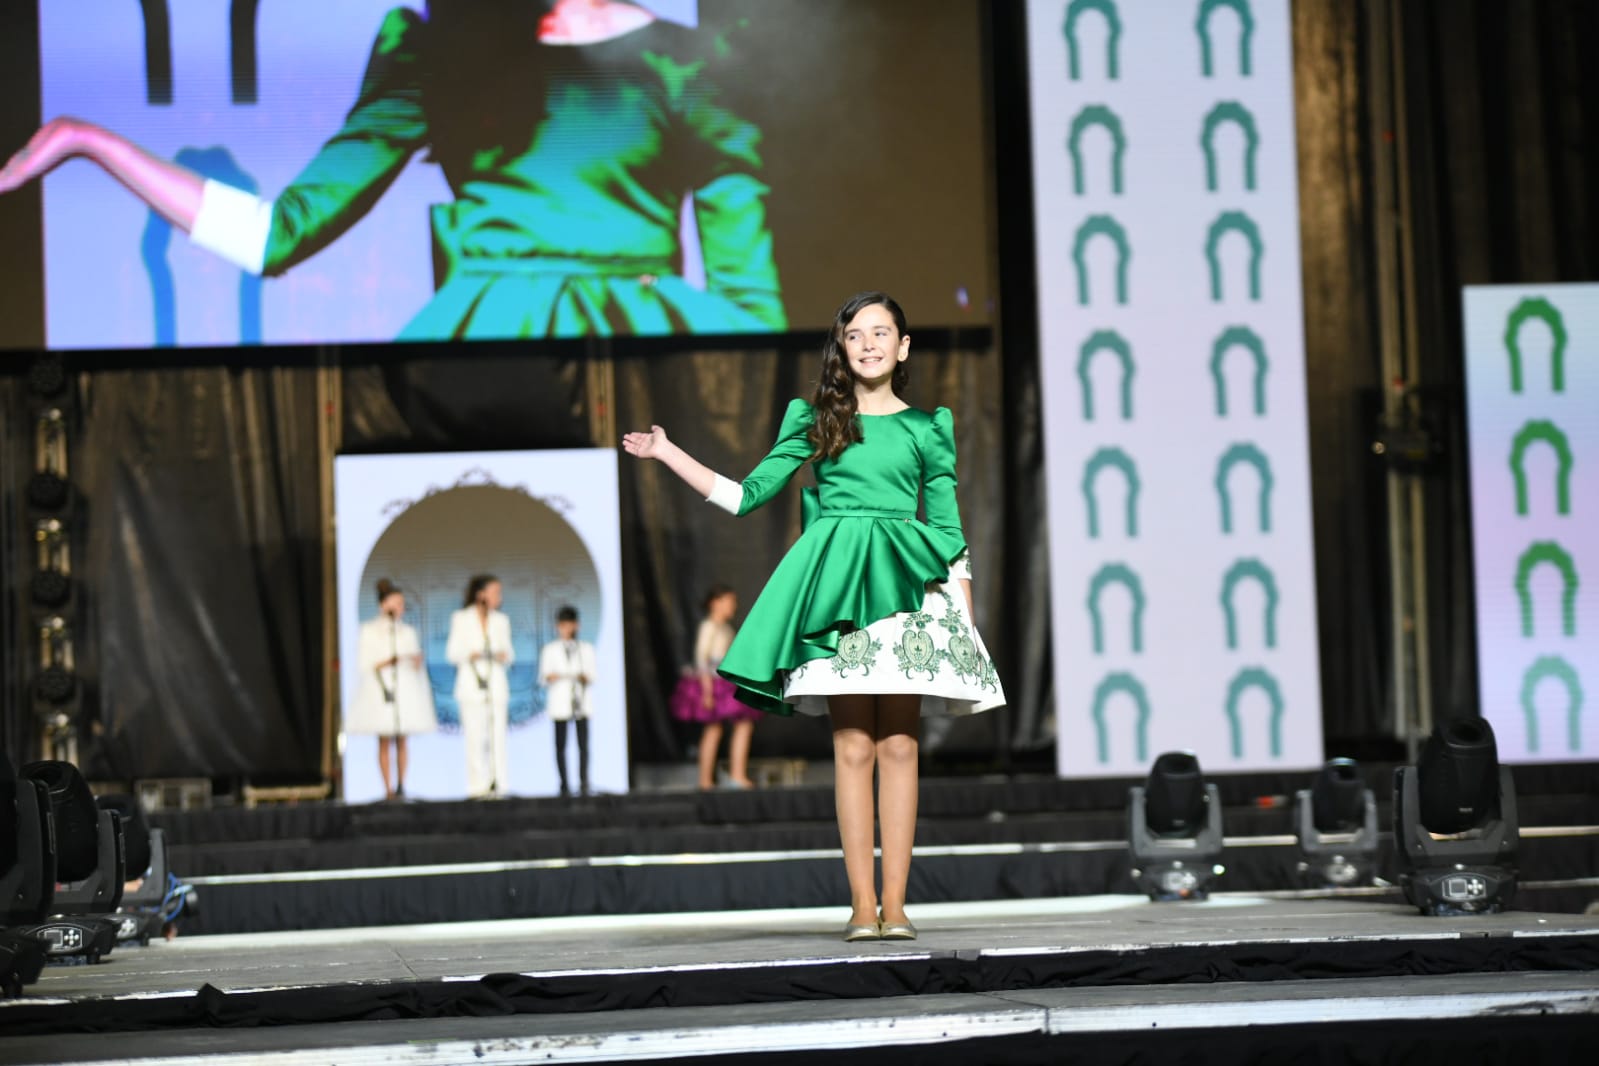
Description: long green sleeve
xmin=920 ymin=406 xmax=967 ymax=553
xmin=262 ymin=7 xmax=429 ymax=276
xmin=736 ymin=399 xmax=814 ymax=515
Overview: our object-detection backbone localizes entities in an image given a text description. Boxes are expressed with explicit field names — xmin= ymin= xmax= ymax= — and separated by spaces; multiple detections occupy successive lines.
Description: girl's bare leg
xmin=396 ymin=736 xmax=410 ymax=794
xmin=829 ymin=694 xmax=879 ymax=927
xmin=873 ymin=695 xmax=922 ymax=926
xmin=697 ymin=722 xmax=724 ymax=789
xmin=728 ymin=719 xmax=756 ymax=787
xmin=377 ymin=737 xmax=396 ymax=798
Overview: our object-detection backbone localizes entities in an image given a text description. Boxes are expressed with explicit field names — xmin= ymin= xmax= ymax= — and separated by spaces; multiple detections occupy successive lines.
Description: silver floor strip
xmin=185 ymin=826 xmax=1599 ymax=887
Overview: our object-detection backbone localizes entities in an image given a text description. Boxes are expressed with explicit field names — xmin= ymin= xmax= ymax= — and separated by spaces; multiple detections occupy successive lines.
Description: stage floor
xmin=3 ymin=896 xmax=1599 ymax=1063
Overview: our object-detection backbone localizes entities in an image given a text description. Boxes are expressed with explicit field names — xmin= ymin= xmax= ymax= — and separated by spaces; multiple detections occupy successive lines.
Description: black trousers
xmin=554 ymin=718 xmax=589 ymax=791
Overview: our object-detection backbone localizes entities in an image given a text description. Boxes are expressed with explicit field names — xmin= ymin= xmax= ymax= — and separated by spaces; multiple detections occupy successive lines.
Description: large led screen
xmin=1463 ymin=284 xmax=1596 ymax=763
xmin=2 ymin=0 xmax=991 ymax=350
xmin=1027 ymin=0 xmax=1324 ymax=776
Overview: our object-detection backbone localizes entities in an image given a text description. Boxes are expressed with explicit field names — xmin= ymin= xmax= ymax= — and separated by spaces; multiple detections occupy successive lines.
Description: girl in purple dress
xmin=670 ymin=585 xmax=759 ymax=789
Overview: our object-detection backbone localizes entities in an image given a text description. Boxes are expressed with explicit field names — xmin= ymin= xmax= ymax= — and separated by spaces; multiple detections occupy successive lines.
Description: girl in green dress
xmin=0 ymin=0 xmax=785 ymax=339
xmin=623 ymin=291 xmax=1004 ymax=941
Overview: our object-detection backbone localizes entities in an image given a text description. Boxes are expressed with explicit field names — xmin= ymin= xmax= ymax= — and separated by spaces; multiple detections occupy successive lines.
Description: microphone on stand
xmin=388 ymin=610 xmax=402 ymax=738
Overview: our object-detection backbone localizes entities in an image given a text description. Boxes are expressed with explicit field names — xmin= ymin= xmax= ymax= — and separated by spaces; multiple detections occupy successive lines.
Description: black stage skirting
xmin=138 ymin=769 xmax=1599 ymax=935
xmin=4 ymin=916 xmax=1597 ymax=1037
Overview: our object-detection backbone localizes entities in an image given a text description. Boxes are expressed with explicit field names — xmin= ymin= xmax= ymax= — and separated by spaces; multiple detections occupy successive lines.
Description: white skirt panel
xmin=783 ymin=573 xmax=1005 ymax=718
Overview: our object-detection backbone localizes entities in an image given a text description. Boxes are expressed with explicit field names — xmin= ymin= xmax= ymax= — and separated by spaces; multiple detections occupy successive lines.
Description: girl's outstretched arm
xmin=622 ymin=425 xmax=718 ymax=499
xmin=0 ymin=118 xmax=203 ymax=230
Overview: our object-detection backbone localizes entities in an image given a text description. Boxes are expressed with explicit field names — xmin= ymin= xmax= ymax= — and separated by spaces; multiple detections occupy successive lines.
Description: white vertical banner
xmin=1026 ymin=0 xmax=1323 ymax=776
xmin=1463 ymin=285 xmax=1597 ymax=763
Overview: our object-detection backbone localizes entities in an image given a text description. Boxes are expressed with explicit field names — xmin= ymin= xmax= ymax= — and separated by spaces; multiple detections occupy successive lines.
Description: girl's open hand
xmin=0 ymin=117 xmax=91 ymax=195
xmin=621 ymin=425 xmax=669 ymax=460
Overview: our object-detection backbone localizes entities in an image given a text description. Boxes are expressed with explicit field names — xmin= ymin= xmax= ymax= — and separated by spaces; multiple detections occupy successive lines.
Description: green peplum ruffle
xmin=716 ymin=399 xmax=969 ymax=714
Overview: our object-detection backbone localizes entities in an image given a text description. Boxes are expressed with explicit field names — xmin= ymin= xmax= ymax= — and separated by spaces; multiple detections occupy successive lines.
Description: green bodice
xmin=718 ymin=399 xmax=970 ymax=712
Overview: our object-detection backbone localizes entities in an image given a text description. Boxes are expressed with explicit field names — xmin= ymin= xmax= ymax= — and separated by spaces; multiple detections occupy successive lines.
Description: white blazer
xmin=539 ymin=639 xmax=597 ymax=721
xmin=445 ymin=607 xmax=514 ymax=705
xmin=348 ymin=617 xmax=438 ymax=735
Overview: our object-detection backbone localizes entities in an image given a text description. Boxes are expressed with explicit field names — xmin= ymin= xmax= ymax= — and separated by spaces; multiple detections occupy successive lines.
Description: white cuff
xmin=189 ymin=178 xmax=273 ymax=275
xmin=706 ymin=474 xmax=743 ymax=514
xmin=950 ymin=551 xmax=972 ymax=581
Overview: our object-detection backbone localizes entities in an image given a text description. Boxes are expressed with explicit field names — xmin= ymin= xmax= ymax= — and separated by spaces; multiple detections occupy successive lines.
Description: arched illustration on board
xmin=1063 ymin=0 xmax=1122 ymax=81
xmin=1068 ymin=105 xmax=1127 ymax=195
xmin=1225 ymin=666 xmax=1283 ymax=759
xmin=1508 ymin=420 xmax=1573 ymax=516
xmin=357 ymin=474 xmax=602 ymax=730
xmin=1513 ymin=541 xmax=1578 ymax=639
xmin=1082 ymin=446 xmax=1141 ymax=538
xmin=1210 ymin=325 xmax=1268 ymax=416
xmin=1077 ymin=329 xmax=1134 ymax=421
xmin=1088 ymin=563 xmax=1145 ymax=654
xmin=1503 ymin=297 xmax=1567 ymax=394
xmin=1092 ymin=671 xmax=1150 ymax=764
xmin=1519 ymin=655 xmax=1584 ymax=755
xmin=1220 ymin=557 xmax=1278 ymax=650
xmin=1201 ymin=101 xmax=1259 ymax=191
xmin=1196 ymin=0 xmax=1255 ymax=77
xmin=1205 ymin=210 xmax=1263 ymax=302
xmin=1215 ymin=442 xmax=1273 ymax=534
xmin=1072 ymin=215 xmax=1132 ymax=305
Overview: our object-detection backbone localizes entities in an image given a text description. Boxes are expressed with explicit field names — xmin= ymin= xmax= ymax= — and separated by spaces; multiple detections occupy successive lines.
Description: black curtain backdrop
xmin=74 ymin=368 xmax=324 ymax=780
xmin=1291 ymin=0 xmax=1390 ymax=745
xmin=3 ymin=2 xmax=1595 ymax=782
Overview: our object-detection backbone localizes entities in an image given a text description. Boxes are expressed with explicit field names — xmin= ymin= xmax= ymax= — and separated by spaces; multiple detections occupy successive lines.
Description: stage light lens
xmin=1310 ymin=757 xmax=1365 ymax=832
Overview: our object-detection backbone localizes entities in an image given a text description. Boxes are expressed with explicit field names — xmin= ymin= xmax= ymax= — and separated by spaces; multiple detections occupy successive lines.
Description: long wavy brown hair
xmin=808 ymin=291 xmax=910 ymax=461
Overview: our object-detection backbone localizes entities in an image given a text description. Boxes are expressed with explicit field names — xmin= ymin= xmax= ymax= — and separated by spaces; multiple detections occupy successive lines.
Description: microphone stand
xmin=389 ymin=615 xmax=402 ymax=740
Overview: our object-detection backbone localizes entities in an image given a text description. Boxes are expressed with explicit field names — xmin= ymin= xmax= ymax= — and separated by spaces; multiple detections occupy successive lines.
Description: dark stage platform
xmin=2 ymin=897 xmax=1597 ymax=1064
xmin=147 ymin=771 xmax=1599 ymax=934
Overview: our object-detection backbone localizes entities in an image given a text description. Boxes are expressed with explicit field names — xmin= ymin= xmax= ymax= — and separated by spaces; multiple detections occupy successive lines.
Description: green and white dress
xmin=188 ymin=8 xmax=785 ymax=338
xmin=708 ymin=399 xmax=1004 ymax=717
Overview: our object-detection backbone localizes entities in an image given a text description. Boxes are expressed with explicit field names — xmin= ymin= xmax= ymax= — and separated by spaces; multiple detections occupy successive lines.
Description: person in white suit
xmin=446 ymin=574 xmax=514 ymax=798
xmin=539 ymin=605 xmax=598 ymax=797
xmin=348 ymin=579 xmax=437 ymax=801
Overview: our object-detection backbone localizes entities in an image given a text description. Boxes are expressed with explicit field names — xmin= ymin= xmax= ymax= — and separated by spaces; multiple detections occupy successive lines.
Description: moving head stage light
xmin=1393 ymin=717 xmax=1519 ymax=916
xmin=15 ymin=761 xmax=125 ymax=963
xmin=1294 ymin=758 xmax=1379 ymax=888
xmin=1128 ymin=751 xmax=1225 ymax=901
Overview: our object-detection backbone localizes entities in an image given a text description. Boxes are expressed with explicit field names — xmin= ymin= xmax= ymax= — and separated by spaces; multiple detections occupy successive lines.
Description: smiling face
xmin=840 ymin=302 xmax=909 ymax=389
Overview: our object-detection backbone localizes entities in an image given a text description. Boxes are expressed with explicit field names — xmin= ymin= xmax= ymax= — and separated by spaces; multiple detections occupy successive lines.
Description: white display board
xmin=1463 ymin=285 xmax=1596 ymax=762
xmin=334 ymin=450 xmax=628 ymax=800
xmin=1026 ymin=0 xmax=1324 ymax=776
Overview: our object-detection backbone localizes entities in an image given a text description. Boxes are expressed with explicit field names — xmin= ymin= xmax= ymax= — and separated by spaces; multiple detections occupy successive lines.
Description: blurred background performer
xmin=670 ymin=584 xmax=759 ymax=790
xmin=349 ymin=579 xmax=438 ymax=801
xmin=540 ymin=605 xmax=597 ymax=797
xmin=447 ymin=575 xmax=513 ymax=798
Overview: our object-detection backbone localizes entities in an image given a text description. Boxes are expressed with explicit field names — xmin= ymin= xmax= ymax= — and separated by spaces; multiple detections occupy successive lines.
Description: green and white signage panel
xmin=1026 ymin=0 xmax=1324 ymax=776
xmin=1464 ymin=284 xmax=1595 ymax=762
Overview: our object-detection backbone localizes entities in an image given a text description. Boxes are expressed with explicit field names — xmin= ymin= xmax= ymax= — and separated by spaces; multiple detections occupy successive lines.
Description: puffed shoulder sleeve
xmin=706 ymin=399 xmax=814 ymax=516
xmin=921 ymin=406 xmax=971 ymax=577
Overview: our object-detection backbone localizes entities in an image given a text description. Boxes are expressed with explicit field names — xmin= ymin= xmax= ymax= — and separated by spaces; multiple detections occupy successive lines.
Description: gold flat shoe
xmin=879 ymin=920 xmax=917 ymax=941
xmin=843 ymin=922 xmax=882 ymax=942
